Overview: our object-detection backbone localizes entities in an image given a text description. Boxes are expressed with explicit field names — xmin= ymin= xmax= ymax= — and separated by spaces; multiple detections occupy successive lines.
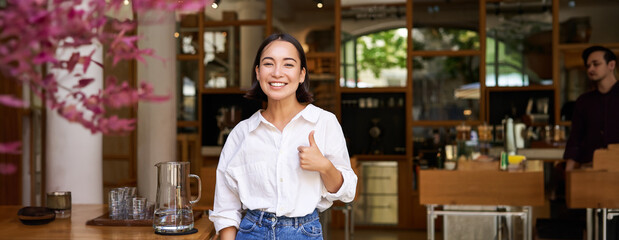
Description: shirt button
xmin=271 ymin=217 xmax=276 ymax=221
xmin=280 ymin=178 xmax=283 ymax=182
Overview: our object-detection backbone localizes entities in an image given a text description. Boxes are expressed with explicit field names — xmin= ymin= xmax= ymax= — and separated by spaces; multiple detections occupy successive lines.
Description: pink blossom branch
xmin=0 ymin=0 xmax=207 ymax=138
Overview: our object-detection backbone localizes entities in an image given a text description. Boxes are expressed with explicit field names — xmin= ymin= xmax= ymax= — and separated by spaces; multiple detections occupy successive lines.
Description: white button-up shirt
xmin=208 ymin=104 xmax=357 ymax=233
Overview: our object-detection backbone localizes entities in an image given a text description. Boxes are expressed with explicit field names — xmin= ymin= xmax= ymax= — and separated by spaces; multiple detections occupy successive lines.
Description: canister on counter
xmin=500 ymin=151 xmax=508 ymax=171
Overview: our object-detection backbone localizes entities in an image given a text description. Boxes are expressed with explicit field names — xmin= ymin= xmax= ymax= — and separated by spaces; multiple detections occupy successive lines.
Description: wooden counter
xmin=567 ymin=170 xmax=619 ymax=209
xmin=419 ymin=169 xmax=545 ymax=206
xmin=0 ymin=204 xmax=215 ymax=240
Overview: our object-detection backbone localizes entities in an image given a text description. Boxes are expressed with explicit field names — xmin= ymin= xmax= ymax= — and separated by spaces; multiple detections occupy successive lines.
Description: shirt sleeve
xmin=320 ymin=113 xmax=358 ymax=203
xmin=563 ymin=96 xmax=585 ymax=162
xmin=208 ymin=127 xmax=244 ymax=233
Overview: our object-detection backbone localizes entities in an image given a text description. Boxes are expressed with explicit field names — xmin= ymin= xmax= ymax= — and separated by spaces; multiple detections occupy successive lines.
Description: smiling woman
xmin=209 ymin=33 xmax=357 ymax=240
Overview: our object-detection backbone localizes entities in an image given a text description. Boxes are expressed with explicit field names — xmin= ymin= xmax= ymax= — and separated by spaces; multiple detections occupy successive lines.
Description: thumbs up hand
xmin=298 ymin=131 xmax=331 ymax=173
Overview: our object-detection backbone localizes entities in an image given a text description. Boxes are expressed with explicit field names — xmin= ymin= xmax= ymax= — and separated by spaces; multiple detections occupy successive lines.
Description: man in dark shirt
xmin=563 ymin=45 xmax=618 ymax=171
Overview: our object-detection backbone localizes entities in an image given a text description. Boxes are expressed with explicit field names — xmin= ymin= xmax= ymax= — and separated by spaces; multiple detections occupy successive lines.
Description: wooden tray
xmin=86 ymin=211 xmax=204 ymax=226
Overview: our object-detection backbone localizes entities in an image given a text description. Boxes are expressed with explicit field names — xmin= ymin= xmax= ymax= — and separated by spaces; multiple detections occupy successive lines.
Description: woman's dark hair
xmin=582 ymin=45 xmax=617 ymax=66
xmin=244 ymin=33 xmax=313 ymax=103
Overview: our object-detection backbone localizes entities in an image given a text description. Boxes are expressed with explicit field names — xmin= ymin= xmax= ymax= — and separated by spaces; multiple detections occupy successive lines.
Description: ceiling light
xmin=212 ymin=0 xmax=220 ymax=9
xmin=123 ymin=0 xmax=129 ymax=6
xmin=314 ymin=0 xmax=323 ymax=9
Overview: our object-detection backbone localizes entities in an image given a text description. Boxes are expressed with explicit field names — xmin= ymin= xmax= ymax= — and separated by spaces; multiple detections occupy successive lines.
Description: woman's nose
xmin=272 ymin=65 xmax=282 ymax=77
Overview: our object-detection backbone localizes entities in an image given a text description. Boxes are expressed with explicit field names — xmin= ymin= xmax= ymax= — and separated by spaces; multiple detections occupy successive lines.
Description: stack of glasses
xmin=108 ymin=187 xmax=150 ymax=220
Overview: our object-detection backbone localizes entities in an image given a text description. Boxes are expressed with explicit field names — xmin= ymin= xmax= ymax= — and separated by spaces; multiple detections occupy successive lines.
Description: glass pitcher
xmin=153 ymin=162 xmax=201 ymax=233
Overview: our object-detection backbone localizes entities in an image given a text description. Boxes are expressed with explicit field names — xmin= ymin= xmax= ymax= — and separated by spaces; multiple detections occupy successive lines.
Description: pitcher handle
xmin=189 ymin=174 xmax=202 ymax=205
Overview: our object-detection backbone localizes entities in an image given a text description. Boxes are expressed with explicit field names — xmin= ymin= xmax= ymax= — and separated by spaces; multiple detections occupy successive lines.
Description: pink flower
xmin=0 ymin=94 xmax=27 ymax=108
xmin=0 ymin=162 xmax=18 ymax=175
xmin=0 ymin=141 xmax=21 ymax=155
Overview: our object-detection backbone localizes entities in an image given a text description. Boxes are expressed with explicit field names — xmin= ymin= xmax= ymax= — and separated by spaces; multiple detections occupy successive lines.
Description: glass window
xmin=176 ymin=14 xmax=199 ymax=55
xmin=340 ymin=28 xmax=408 ymax=88
xmin=203 ymin=27 xmax=237 ymax=89
xmin=412 ymin=1 xmax=479 ymax=51
xmin=412 ymin=56 xmax=480 ymax=121
xmin=177 ymin=30 xmax=199 ymax=55
xmin=485 ymin=1 xmax=553 ymax=87
xmin=340 ymin=4 xmax=407 ymax=88
xmin=412 ymin=28 xmax=479 ymax=51
xmin=177 ymin=60 xmax=198 ymax=121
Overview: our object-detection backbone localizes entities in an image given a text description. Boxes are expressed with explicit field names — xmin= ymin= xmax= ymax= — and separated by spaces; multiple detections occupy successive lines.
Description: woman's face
xmin=255 ymin=40 xmax=306 ymax=103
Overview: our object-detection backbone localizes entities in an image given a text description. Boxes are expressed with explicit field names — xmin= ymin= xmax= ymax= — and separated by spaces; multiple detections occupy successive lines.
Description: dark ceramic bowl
xmin=17 ymin=207 xmax=56 ymax=225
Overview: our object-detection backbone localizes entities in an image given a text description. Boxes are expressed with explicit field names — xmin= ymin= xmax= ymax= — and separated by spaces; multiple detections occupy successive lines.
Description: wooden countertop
xmin=419 ymin=168 xmax=545 ymax=206
xmin=567 ymin=170 xmax=619 ymax=209
xmin=0 ymin=204 xmax=215 ymax=240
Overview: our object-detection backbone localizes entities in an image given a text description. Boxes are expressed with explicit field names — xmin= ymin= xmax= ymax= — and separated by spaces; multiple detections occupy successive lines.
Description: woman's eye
xmin=285 ymin=63 xmax=294 ymax=67
xmin=263 ymin=62 xmax=273 ymax=66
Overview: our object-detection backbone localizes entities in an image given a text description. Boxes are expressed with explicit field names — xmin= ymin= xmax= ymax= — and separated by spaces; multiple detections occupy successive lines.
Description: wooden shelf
xmin=177 ymin=121 xmax=200 ymax=127
xmin=200 ymin=88 xmax=248 ymax=94
xmin=557 ymin=42 xmax=619 ymax=51
xmin=411 ymin=49 xmax=482 ymax=57
xmin=340 ymin=87 xmax=407 ymax=94
xmin=486 ymin=85 xmax=555 ymax=92
xmin=203 ymin=19 xmax=267 ymax=27
xmin=306 ymin=52 xmax=336 ymax=58
xmin=353 ymin=154 xmax=407 ymax=162
xmin=411 ymin=120 xmax=484 ymax=127
xmin=177 ymin=54 xmax=200 ymax=60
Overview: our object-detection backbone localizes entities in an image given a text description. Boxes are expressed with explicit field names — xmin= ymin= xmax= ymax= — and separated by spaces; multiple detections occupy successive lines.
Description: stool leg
xmin=603 ymin=208 xmax=607 ymax=240
xmin=350 ymin=204 xmax=354 ymax=238
xmin=587 ymin=208 xmax=593 ymax=240
xmin=427 ymin=205 xmax=435 ymax=240
xmin=344 ymin=208 xmax=350 ymax=240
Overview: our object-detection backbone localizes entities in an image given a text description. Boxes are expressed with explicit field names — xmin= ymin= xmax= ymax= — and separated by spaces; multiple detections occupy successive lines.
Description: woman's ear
xmin=300 ymin=67 xmax=306 ymax=83
xmin=255 ymin=65 xmax=260 ymax=81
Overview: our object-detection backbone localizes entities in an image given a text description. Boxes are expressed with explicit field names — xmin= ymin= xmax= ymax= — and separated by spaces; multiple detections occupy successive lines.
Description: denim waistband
xmin=245 ymin=209 xmax=319 ymax=227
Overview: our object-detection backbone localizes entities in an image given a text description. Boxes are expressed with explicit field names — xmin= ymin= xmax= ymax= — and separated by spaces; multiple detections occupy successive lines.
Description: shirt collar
xmin=246 ymin=104 xmax=319 ymax=132
xmin=610 ymin=81 xmax=619 ymax=93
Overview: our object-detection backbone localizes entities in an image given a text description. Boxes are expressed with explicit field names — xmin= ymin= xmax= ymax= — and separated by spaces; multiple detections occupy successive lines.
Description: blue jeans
xmin=236 ymin=209 xmax=323 ymax=240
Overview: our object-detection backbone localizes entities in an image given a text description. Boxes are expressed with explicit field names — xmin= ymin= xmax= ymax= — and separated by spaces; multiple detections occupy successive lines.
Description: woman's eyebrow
xmin=261 ymin=57 xmax=298 ymax=63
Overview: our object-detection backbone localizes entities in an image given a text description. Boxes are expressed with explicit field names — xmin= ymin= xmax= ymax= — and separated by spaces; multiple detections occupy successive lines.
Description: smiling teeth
xmin=270 ymin=82 xmax=285 ymax=87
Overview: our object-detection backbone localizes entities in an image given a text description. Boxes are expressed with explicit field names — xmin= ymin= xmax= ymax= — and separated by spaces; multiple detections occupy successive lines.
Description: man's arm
xmin=563 ymin=97 xmax=586 ymax=169
xmin=565 ymin=159 xmax=577 ymax=171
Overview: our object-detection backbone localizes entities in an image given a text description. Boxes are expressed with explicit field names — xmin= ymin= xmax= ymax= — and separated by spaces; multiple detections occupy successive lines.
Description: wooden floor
xmin=327 ymin=228 xmax=444 ymax=240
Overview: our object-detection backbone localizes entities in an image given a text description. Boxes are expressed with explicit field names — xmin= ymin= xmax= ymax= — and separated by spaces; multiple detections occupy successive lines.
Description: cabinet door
xmin=355 ymin=161 xmax=398 ymax=225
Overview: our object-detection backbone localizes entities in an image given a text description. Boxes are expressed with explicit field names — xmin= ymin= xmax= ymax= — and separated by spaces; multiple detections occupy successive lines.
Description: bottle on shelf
xmin=436 ymin=147 xmax=444 ymax=169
